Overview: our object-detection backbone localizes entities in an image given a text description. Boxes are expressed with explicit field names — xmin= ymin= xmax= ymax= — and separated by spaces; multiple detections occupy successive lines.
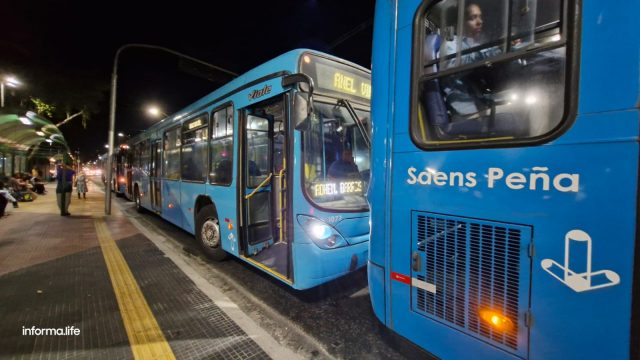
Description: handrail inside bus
xmin=244 ymin=173 xmax=273 ymax=199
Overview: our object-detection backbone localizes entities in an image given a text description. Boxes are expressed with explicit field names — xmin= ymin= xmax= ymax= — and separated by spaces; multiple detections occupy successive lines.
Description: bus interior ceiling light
xmin=19 ymin=117 xmax=32 ymax=125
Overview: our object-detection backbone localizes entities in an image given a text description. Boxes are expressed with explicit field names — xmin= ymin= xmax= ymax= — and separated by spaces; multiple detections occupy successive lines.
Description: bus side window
xmin=210 ymin=106 xmax=234 ymax=185
xmin=414 ymin=0 xmax=567 ymax=145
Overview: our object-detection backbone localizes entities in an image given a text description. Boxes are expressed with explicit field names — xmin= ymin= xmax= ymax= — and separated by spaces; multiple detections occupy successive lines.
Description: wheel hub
xmin=202 ymin=219 xmax=220 ymax=248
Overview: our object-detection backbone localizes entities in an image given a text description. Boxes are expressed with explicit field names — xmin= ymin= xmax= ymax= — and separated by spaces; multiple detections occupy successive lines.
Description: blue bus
xmin=368 ymin=0 xmax=639 ymax=359
xmin=103 ymin=144 xmax=129 ymax=196
xmin=128 ymin=49 xmax=371 ymax=290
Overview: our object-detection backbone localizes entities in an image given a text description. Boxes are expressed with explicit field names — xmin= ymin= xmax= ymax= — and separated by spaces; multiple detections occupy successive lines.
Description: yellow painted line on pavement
xmin=94 ymin=218 xmax=175 ymax=360
xmin=242 ymin=256 xmax=292 ymax=284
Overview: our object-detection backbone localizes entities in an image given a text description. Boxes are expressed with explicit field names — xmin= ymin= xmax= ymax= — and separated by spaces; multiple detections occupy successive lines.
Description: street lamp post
xmin=105 ymin=44 xmax=238 ymax=215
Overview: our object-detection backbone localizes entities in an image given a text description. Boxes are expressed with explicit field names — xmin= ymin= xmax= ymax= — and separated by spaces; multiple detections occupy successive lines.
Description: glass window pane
xmin=213 ymin=108 xmax=226 ymax=138
xmin=511 ymin=0 xmax=562 ymax=50
xmin=225 ymin=106 xmax=234 ymax=136
xmin=210 ymin=137 xmax=233 ymax=185
xmin=247 ymin=115 xmax=269 ymax=131
xmin=415 ymin=0 xmax=566 ymax=146
xmin=181 ymin=140 xmax=208 ymax=181
xmin=210 ymin=106 xmax=234 ymax=185
xmin=301 ymin=102 xmax=370 ymax=211
xmin=246 ymin=127 xmax=269 ymax=188
xmin=163 ymin=128 xmax=181 ymax=180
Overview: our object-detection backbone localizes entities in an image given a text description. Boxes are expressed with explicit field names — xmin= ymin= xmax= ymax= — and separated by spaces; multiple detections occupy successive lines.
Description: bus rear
xmin=369 ymin=1 xmax=639 ymax=359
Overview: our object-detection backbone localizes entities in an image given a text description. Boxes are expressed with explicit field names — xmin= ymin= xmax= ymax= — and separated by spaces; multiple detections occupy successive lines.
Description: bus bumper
xmin=292 ymin=240 xmax=368 ymax=289
xmin=368 ymin=260 xmax=386 ymax=324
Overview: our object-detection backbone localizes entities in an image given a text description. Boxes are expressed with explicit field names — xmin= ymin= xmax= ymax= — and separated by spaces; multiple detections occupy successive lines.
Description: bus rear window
xmin=413 ymin=0 xmax=569 ymax=147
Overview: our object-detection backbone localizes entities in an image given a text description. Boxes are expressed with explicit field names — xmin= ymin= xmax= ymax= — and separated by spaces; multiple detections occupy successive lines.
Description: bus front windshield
xmin=302 ymin=101 xmax=370 ymax=212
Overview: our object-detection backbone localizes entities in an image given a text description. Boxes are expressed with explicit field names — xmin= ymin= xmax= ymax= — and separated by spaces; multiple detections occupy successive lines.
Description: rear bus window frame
xmin=410 ymin=0 xmax=580 ymax=151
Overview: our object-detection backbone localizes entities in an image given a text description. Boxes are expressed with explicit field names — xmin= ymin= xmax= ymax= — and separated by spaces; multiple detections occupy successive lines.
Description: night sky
xmin=1 ymin=0 xmax=375 ymax=161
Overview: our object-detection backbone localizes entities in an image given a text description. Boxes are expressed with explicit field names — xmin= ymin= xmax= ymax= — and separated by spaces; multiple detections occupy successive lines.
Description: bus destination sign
xmin=301 ymin=53 xmax=372 ymax=103
xmin=313 ymin=180 xmax=364 ymax=198
xmin=316 ymin=62 xmax=371 ymax=100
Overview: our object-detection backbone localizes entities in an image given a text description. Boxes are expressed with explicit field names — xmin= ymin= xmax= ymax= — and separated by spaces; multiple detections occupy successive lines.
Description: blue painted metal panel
xmin=369 ymin=0 xmax=640 ymax=358
xmin=179 ymin=182 xmax=206 ymax=234
xmin=389 ymin=130 xmax=637 ymax=359
xmin=207 ymin=183 xmax=239 ymax=257
xmin=162 ymin=180 xmax=182 ymax=227
xmin=368 ymin=260 xmax=387 ymax=325
xmin=369 ymin=0 xmax=397 ymax=269
xmin=579 ymin=2 xmax=639 ymax=114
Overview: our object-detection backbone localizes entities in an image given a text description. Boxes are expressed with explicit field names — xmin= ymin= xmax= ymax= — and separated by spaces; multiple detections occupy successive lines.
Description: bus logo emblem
xmin=541 ymin=229 xmax=620 ymax=292
xmin=248 ymin=85 xmax=272 ymax=100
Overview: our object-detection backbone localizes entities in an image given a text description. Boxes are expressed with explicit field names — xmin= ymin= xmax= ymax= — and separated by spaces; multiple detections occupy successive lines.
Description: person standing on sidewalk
xmin=75 ymin=171 xmax=88 ymax=199
xmin=0 ymin=181 xmax=19 ymax=217
xmin=56 ymin=158 xmax=75 ymax=216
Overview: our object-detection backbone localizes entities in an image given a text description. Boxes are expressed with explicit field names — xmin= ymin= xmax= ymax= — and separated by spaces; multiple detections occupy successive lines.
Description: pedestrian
xmin=75 ymin=171 xmax=88 ymax=199
xmin=0 ymin=181 xmax=19 ymax=217
xmin=56 ymin=156 xmax=75 ymax=216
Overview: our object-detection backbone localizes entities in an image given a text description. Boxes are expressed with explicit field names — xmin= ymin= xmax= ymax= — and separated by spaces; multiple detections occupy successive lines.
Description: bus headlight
xmin=297 ymin=215 xmax=348 ymax=250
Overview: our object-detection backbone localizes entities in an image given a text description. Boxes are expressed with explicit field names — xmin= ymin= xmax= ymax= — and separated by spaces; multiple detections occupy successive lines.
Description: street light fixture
xmin=1 ymin=75 xmax=21 ymax=108
xmin=105 ymin=43 xmax=238 ymax=215
xmin=146 ymin=105 xmax=168 ymax=118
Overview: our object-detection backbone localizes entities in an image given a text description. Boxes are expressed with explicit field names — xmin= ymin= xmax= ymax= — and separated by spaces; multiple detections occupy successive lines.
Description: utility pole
xmin=105 ymin=43 xmax=238 ymax=215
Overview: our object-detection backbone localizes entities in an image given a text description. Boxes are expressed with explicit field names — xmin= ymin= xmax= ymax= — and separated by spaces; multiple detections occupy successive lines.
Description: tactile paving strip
xmin=117 ymin=234 xmax=271 ymax=360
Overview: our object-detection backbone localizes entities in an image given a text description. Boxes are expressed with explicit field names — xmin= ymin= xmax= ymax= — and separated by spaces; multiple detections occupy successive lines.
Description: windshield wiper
xmin=336 ymin=98 xmax=371 ymax=148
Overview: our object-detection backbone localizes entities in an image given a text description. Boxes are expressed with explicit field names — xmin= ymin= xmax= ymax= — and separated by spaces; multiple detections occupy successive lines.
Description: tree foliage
xmin=30 ymin=97 xmax=56 ymax=118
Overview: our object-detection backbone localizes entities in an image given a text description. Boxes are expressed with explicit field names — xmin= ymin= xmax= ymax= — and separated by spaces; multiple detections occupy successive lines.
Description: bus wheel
xmin=196 ymin=205 xmax=227 ymax=261
xmin=134 ymin=187 xmax=144 ymax=213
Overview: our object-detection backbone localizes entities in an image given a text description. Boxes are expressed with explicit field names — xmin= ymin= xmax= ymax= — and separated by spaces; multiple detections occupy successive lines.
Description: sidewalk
xmin=0 ymin=182 xmax=298 ymax=360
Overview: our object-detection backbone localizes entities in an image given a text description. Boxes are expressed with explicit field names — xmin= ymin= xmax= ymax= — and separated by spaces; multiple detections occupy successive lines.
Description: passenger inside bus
xmin=419 ymin=2 xmax=528 ymax=140
xmin=328 ymin=148 xmax=361 ymax=180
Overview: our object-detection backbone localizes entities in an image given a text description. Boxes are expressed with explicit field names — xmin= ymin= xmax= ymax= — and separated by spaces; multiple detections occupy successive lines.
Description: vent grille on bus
xmin=412 ymin=212 xmax=530 ymax=355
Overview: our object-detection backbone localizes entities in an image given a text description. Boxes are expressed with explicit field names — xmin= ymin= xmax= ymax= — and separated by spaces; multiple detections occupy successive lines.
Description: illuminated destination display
xmin=313 ymin=180 xmax=364 ymax=197
xmin=301 ymin=53 xmax=371 ymax=102
xmin=316 ymin=63 xmax=371 ymax=100
xmin=188 ymin=118 xmax=204 ymax=130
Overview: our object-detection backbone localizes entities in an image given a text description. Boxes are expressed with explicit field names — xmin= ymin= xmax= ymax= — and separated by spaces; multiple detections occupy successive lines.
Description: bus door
xmin=150 ymin=140 xmax=162 ymax=212
xmin=241 ymin=96 xmax=291 ymax=280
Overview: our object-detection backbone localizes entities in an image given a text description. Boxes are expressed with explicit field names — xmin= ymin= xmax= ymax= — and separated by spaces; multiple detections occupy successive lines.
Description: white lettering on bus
xmin=407 ymin=166 xmax=579 ymax=193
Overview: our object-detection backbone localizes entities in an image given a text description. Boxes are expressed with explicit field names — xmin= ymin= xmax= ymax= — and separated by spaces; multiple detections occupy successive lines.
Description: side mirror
xmin=293 ymin=93 xmax=312 ymax=130
xmin=282 ymin=73 xmax=315 ymax=130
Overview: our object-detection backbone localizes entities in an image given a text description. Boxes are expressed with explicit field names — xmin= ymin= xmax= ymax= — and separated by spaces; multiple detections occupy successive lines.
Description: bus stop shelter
xmin=0 ymin=108 xmax=69 ymax=178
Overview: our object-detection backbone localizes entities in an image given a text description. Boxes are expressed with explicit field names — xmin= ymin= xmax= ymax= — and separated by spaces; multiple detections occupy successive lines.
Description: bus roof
xmin=131 ymin=48 xmax=370 ymax=141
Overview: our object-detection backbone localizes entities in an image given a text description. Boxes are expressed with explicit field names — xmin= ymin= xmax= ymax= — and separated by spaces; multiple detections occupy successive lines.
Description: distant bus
xmin=108 ymin=144 xmax=130 ymax=196
xmin=97 ymin=152 xmax=108 ymax=183
xmin=369 ymin=0 xmax=639 ymax=359
xmin=128 ymin=49 xmax=371 ymax=289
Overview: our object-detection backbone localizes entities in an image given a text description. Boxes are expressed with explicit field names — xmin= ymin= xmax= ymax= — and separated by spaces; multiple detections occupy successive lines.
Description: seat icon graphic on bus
xmin=541 ymin=229 xmax=620 ymax=292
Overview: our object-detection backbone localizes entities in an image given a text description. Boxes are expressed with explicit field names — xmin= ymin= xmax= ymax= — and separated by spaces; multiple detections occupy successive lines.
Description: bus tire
xmin=134 ymin=186 xmax=144 ymax=213
xmin=196 ymin=205 xmax=228 ymax=261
